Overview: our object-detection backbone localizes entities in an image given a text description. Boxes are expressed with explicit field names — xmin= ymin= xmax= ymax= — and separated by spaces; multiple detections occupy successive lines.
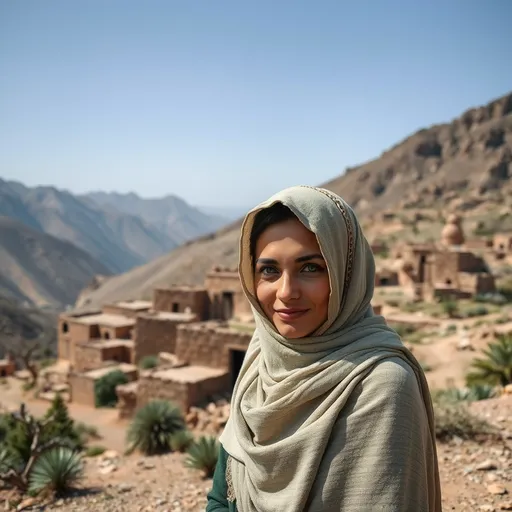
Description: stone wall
xmin=137 ymin=368 xmax=230 ymax=412
xmin=134 ymin=314 xmax=196 ymax=363
xmin=58 ymin=318 xmax=98 ymax=363
xmin=153 ymin=288 xmax=209 ymax=319
xmin=74 ymin=342 xmax=133 ymax=373
xmin=175 ymin=322 xmax=252 ymax=370
xmin=204 ymin=270 xmax=252 ymax=321
xmin=68 ymin=374 xmax=96 ymax=407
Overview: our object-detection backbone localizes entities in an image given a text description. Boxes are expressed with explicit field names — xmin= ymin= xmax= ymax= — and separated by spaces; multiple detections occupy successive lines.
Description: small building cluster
xmin=55 ymin=267 xmax=254 ymax=417
xmin=375 ymin=215 xmax=498 ymax=301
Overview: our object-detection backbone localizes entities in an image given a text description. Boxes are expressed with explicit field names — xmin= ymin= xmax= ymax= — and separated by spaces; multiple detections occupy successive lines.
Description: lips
xmin=274 ymin=308 xmax=309 ymax=321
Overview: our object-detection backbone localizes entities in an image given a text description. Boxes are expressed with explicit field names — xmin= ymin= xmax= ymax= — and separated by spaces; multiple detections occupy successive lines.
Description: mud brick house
xmin=102 ymin=300 xmax=152 ymax=318
xmin=396 ymin=215 xmax=496 ymax=300
xmin=58 ymin=311 xmax=135 ymax=365
xmin=74 ymin=339 xmax=134 ymax=373
xmin=133 ymin=310 xmax=197 ymax=363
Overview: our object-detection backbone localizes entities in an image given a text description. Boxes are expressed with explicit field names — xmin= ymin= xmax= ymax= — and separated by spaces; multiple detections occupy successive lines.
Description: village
xmin=1 ymin=214 xmax=512 ymax=511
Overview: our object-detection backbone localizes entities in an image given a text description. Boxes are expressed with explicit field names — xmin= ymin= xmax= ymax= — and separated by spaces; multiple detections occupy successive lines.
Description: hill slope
xmin=83 ymin=191 xmax=228 ymax=244
xmin=76 ymin=91 xmax=512 ymax=309
xmin=0 ymin=216 xmax=111 ymax=308
xmin=0 ymin=179 xmax=178 ymax=273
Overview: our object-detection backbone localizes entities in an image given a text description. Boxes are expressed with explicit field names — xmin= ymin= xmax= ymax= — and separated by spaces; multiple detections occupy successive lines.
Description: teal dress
xmin=206 ymin=444 xmax=237 ymax=511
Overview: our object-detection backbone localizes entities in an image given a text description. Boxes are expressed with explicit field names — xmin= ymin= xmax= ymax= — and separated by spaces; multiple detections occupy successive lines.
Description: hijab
xmin=219 ymin=185 xmax=441 ymax=511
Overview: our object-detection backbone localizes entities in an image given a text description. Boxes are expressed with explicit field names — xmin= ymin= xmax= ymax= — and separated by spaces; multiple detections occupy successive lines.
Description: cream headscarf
xmin=219 ymin=186 xmax=441 ymax=512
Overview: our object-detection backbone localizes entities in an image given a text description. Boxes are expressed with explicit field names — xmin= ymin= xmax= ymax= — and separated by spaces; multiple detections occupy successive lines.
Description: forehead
xmin=255 ymin=218 xmax=322 ymax=256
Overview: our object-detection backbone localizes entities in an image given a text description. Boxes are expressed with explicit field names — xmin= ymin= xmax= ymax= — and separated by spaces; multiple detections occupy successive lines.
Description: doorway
xmin=221 ymin=292 xmax=234 ymax=320
xmin=230 ymin=349 xmax=246 ymax=389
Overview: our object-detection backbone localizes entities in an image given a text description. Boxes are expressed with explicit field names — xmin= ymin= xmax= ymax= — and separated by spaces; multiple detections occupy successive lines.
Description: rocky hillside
xmin=83 ymin=191 xmax=228 ymax=245
xmin=0 ymin=216 xmax=111 ymax=308
xmin=76 ymin=91 xmax=512 ymax=309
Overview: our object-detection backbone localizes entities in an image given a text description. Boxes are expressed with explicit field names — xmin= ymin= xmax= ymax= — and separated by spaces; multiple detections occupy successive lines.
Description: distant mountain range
xmin=0 ymin=179 xmax=230 ymax=309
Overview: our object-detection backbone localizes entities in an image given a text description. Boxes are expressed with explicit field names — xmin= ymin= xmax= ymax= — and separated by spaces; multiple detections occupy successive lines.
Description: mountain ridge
xmin=75 ymin=91 xmax=512 ymax=309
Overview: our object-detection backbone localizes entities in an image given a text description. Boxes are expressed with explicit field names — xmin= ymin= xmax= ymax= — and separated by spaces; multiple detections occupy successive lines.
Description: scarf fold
xmin=219 ymin=185 xmax=441 ymax=512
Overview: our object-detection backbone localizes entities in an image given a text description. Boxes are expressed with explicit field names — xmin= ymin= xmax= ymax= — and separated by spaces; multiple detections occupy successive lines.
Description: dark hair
xmin=250 ymin=202 xmax=296 ymax=265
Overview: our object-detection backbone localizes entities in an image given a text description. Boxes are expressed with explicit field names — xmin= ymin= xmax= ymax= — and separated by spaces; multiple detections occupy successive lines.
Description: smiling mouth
xmin=274 ymin=308 xmax=309 ymax=321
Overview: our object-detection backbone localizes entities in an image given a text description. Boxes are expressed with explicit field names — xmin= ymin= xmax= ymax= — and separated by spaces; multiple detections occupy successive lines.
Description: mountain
xmin=0 ymin=216 xmax=111 ymax=308
xmin=0 ymin=179 xmax=181 ymax=273
xmin=74 ymin=91 xmax=512 ymax=309
xmin=83 ymin=191 xmax=228 ymax=244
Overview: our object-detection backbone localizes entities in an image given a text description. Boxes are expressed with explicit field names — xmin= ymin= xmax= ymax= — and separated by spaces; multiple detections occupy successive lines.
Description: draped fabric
xmin=219 ymin=185 xmax=442 ymax=512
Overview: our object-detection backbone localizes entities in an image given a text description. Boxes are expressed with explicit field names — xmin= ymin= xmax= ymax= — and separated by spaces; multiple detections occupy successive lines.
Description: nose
xmin=276 ymin=272 xmax=300 ymax=302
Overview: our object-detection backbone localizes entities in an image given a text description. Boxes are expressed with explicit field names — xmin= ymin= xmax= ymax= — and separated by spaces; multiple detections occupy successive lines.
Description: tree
xmin=42 ymin=393 xmax=83 ymax=451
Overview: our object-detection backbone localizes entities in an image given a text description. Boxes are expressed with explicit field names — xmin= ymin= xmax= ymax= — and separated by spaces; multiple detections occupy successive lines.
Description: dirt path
xmin=0 ymin=379 xmax=128 ymax=453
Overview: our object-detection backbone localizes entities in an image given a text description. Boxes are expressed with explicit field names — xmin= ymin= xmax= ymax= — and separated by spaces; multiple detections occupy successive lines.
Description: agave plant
xmin=170 ymin=430 xmax=194 ymax=453
xmin=466 ymin=334 xmax=512 ymax=387
xmin=126 ymin=400 xmax=185 ymax=455
xmin=185 ymin=436 xmax=219 ymax=478
xmin=28 ymin=447 xmax=83 ymax=496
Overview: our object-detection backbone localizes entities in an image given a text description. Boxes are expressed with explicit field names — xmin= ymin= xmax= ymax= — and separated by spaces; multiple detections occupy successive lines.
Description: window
xmin=172 ymin=303 xmax=179 ymax=312
xmin=62 ymin=322 xmax=69 ymax=333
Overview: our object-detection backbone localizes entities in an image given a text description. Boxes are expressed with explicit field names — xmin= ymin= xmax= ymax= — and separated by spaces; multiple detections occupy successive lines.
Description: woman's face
xmin=254 ymin=217 xmax=330 ymax=338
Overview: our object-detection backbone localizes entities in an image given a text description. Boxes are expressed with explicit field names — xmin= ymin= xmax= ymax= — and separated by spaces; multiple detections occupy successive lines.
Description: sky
xmin=0 ymin=1 xmax=511 ymax=210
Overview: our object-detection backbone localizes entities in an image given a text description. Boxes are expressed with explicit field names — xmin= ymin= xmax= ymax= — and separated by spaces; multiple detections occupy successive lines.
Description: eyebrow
xmin=255 ymin=253 xmax=324 ymax=265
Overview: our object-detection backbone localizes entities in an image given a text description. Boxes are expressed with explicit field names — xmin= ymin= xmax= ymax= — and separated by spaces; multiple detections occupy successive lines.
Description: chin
xmin=274 ymin=321 xmax=309 ymax=339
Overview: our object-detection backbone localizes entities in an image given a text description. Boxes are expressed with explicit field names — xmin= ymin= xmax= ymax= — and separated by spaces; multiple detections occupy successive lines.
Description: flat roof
xmin=69 ymin=313 xmax=136 ymax=328
xmin=84 ymin=363 xmax=137 ymax=380
xmin=143 ymin=311 xmax=197 ymax=322
xmin=150 ymin=365 xmax=227 ymax=384
xmin=77 ymin=339 xmax=134 ymax=349
xmin=110 ymin=300 xmax=152 ymax=310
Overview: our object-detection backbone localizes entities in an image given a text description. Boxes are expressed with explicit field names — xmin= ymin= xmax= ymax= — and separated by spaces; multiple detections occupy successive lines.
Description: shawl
xmin=219 ymin=185 xmax=441 ymax=512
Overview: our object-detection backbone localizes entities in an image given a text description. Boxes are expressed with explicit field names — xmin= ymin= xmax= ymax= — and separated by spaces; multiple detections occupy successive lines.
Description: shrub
xmin=94 ymin=370 xmax=129 ymax=408
xmin=85 ymin=445 xmax=106 ymax=457
xmin=466 ymin=334 xmax=512 ymax=387
xmin=126 ymin=400 xmax=185 ymax=455
xmin=185 ymin=436 xmax=219 ymax=478
xmin=41 ymin=394 xmax=83 ymax=451
xmin=170 ymin=430 xmax=194 ymax=453
xmin=139 ymin=356 xmax=159 ymax=369
xmin=432 ymin=393 xmax=495 ymax=441
xmin=28 ymin=447 xmax=83 ymax=496
xmin=74 ymin=422 xmax=101 ymax=441
xmin=463 ymin=306 xmax=489 ymax=318
xmin=433 ymin=384 xmax=496 ymax=403
xmin=441 ymin=299 xmax=458 ymax=318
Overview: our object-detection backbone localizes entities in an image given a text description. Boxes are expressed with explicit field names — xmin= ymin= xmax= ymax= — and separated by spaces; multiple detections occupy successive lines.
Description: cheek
xmin=255 ymin=281 xmax=274 ymax=309
xmin=310 ymin=277 xmax=330 ymax=308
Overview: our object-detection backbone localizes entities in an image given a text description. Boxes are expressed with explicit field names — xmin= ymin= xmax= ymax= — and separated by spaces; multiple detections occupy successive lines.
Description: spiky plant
xmin=185 ymin=436 xmax=219 ymax=478
xmin=28 ymin=447 xmax=83 ymax=496
xmin=466 ymin=334 xmax=512 ymax=387
xmin=170 ymin=430 xmax=194 ymax=453
xmin=125 ymin=400 xmax=185 ymax=455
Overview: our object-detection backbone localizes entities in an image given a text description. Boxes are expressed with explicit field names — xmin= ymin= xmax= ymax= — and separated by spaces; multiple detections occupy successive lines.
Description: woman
xmin=206 ymin=185 xmax=441 ymax=512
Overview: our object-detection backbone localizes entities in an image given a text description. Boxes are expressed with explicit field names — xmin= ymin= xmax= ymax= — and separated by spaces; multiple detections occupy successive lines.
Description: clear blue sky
xmin=1 ymin=1 xmax=511 ymax=209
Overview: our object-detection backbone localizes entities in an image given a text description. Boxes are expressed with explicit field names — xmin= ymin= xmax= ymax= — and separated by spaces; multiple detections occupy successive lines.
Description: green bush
xmin=126 ymin=400 xmax=185 ymax=455
xmin=463 ymin=306 xmax=489 ymax=318
xmin=28 ymin=447 xmax=83 ymax=496
xmin=139 ymin=356 xmax=159 ymax=369
xmin=441 ymin=299 xmax=458 ymax=318
xmin=41 ymin=394 xmax=83 ymax=451
xmin=94 ymin=370 xmax=129 ymax=408
xmin=466 ymin=334 xmax=512 ymax=387
xmin=170 ymin=430 xmax=194 ymax=453
xmin=185 ymin=436 xmax=219 ymax=478
xmin=85 ymin=445 xmax=106 ymax=457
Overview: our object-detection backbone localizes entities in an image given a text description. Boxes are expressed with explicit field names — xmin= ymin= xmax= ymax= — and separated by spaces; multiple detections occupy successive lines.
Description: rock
xmin=477 ymin=460 xmax=498 ymax=471
xmin=99 ymin=464 xmax=117 ymax=475
xmin=487 ymin=483 xmax=508 ymax=495
xmin=118 ymin=483 xmax=134 ymax=493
